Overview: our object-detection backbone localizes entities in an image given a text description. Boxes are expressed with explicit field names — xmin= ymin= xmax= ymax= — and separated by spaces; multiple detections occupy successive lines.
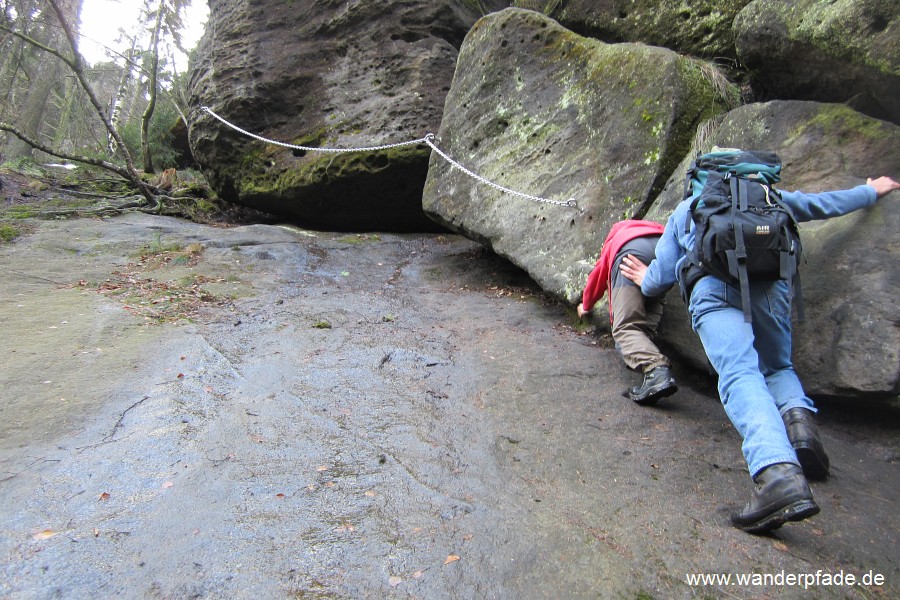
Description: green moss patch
xmin=0 ymin=222 xmax=25 ymax=243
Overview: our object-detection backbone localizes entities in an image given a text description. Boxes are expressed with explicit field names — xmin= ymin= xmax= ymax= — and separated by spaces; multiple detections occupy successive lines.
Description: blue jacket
xmin=641 ymin=184 xmax=879 ymax=297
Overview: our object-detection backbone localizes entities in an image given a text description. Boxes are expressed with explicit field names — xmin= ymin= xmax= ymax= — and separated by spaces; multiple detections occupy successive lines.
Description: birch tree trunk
xmin=107 ymin=43 xmax=136 ymax=156
xmin=141 ymin=1 xmax=164 ymax=174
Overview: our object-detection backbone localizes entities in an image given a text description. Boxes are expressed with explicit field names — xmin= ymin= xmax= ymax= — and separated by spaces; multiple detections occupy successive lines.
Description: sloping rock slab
xmin=734 ymin=0 xmax=900 ymax=125
xmin=514 ymin=0 xmax=753 ymax=63
xmin=423 ymin=8 xmax=734 ymax=302
xmin=647 ymin=101 xmax=900 ymax=398
xmin=187 ymin=0 xmax=504 ymax=231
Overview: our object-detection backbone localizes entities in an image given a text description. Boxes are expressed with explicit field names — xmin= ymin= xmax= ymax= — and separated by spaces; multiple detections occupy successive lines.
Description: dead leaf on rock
xmin=388 ymin=576 xmax=403 ymax=587
xmin=444 ymin=555 xmax=460 ymax=565
xmin=412 ymin=570 xmax=424 ymax=579
xmin=773 ymin=541 xmax=789 ymax=553
xmin=98 ymin=492 xmax=110 ymax=501
xmin=32 ymin=529 xmax=58 ymax=540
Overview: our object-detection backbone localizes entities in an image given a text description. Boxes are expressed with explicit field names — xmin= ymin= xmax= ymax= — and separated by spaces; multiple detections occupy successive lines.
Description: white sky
xmin=78 ymin=0 xmax=209 ymax=70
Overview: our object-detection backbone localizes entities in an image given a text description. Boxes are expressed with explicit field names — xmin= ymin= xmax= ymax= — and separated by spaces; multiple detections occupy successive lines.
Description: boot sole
xmin=631 ymin=382 xmax=677 ymax=406
xmin=734 ymin=499 xmax=820 ymax=534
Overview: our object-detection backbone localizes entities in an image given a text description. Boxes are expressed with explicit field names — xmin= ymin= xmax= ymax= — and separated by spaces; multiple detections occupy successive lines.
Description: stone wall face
xmin=188 ymin=0 xmax=504 ymax=231
xmin=423 ymin=9 xmax=734 ymax=302
xmin=735 ymin=0 xmax=899 ymax=125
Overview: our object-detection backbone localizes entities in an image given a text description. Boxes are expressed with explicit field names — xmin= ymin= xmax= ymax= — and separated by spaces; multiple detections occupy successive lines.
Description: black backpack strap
xmin=780 ymin=239 xmax=805 ymax=322
xmin=683 ymin=162 xmax=700 ymax=234
xmin=685 ymin=196 xmax=703 ymax=234
xmin=774 ymin=199 xmax=804 ymax=322
xmin=729 ymin=175 xmax=753 ymax=322
xmin=678 ymin=260 xmax=706 ymax=303
xmin=683 ymin=160 xmax=698 ymax=200
xmin=683 ymin=168 xmax=700 ymax=234
xmin=771 ymin=190 xmax=800 ymax=226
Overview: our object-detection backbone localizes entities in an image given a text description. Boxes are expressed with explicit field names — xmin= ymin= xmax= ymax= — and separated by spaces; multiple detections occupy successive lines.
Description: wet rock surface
xmin=1 ymin=214 xmax=898 ymax=598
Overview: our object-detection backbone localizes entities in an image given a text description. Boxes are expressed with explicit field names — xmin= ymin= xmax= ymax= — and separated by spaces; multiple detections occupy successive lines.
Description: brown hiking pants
xmin=610 ymin=283 xmax=669 ymax=373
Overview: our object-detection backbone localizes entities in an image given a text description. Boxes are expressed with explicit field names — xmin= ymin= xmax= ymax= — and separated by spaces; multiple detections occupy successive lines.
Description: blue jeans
xmin=688 ymin=276 xmax=815 ymax=477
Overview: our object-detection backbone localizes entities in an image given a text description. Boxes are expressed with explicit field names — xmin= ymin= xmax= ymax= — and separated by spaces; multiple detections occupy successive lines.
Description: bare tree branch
xmin=0 ymin=25 xmax=77 ymax=70
xmin=0 ymin=0 xmax=206 ymax=215
xmin=0 ymin=120 xmax=131 ymax=178
xmin=74 ymin=35 xmax=188 ymax=124
xmin=0 ymin=0 xmax=160 ymax=210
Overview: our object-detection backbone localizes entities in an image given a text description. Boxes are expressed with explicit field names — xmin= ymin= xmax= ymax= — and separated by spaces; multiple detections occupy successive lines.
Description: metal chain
xmin=200 ymin=106 xmax=578 ymax=209
xmin=201 ymin=106 xmax=427 ymax=153
xmin=423 ymin=134 xmax=577 ymax=209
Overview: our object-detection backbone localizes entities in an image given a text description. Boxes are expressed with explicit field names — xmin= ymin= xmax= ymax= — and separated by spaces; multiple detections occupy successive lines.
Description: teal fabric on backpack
xmin=685 ymin=150 xmax=782 ymax=203
xmin=680 ymin=149 xmax=803 ymax=323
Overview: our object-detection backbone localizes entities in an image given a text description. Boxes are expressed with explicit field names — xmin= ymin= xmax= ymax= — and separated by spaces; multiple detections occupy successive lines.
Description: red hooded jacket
xmin=581 ymin=219 xmax=665 ymax=323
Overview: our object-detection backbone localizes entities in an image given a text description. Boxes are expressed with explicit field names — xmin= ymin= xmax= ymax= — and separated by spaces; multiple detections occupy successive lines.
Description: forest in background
xmin=0 ymin=0 xmax=201 ymax=211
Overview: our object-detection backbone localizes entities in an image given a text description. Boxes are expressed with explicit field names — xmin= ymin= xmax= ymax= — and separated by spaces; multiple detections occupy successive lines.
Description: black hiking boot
xmin=731 ymin=463 xmax=820 ymax=534
xmin=782 ymin=408 xmax=830 ymax=480
xmin=628 ymin=365 xmax=677 ymax=406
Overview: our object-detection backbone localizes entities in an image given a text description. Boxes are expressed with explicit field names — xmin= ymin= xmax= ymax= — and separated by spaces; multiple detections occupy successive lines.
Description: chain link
xmin=422 ymin=134 xmax=577 ymax=209
xmin=200 ymin=106 xmax=578 ymax=210
xmin=201 ymin=106 xmax=427 ymax=153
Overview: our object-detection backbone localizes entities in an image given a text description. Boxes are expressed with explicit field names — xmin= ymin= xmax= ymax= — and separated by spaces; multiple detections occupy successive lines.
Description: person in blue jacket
xmin=619 ymin=173 xmax=899 ymax=534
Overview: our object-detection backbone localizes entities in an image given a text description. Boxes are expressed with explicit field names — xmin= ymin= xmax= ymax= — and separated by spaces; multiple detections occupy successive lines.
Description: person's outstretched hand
xmin=619 ymin=254 xmax=648 ymax=287
xmin=867 ymin=176 xmax=900 ymax=198
xmin=576 ymin=303 xmax=589 ymax=318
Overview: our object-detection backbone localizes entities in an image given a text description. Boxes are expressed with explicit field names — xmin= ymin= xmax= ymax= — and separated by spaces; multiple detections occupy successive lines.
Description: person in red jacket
xmin=577 ymin=220 xmax=677 ymax=404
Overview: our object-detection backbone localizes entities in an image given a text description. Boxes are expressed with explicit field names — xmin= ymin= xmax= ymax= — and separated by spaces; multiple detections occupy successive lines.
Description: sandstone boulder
xmin=647 ymin=101 xmax=900 ymax=398
xmin=734 ymin=0 xmax=900 ymax=125
xmin=514 ymin=0 xmax=753 ymax=63
xmin=187 ymin=0 xmax=504 ymax=231
xmin=423 ymin=8 xmax=736 ymax=303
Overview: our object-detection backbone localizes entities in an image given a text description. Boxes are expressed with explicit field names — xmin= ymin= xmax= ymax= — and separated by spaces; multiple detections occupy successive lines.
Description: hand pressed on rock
xmin=867 ymin=176 xmax=900 ymax=198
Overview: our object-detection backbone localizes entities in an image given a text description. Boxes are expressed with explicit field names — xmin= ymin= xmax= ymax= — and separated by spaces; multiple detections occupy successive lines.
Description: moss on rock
xmin=424 ymin=8 xmax=735 ymax=303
